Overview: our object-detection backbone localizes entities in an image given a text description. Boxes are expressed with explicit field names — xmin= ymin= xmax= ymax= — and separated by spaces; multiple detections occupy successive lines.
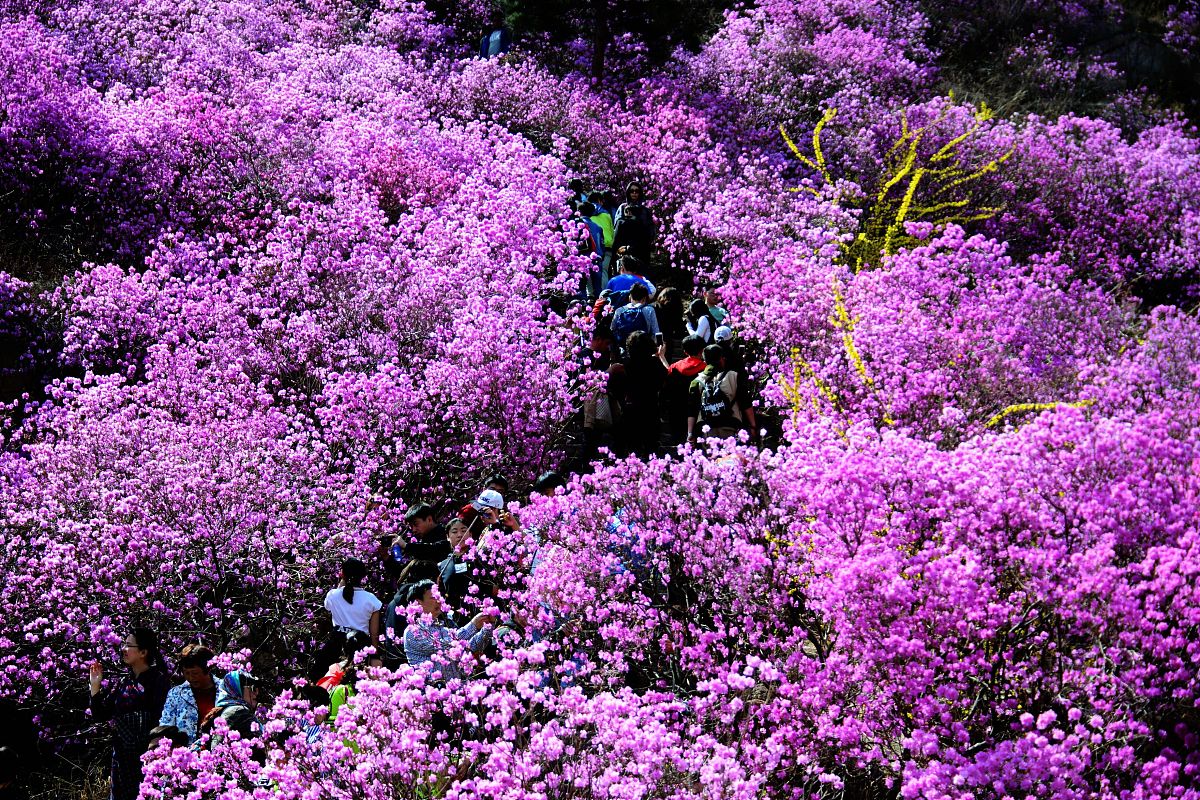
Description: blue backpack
xmin=611 ymin=304 xmax=649 ymax=344
xmin=607 ymin=288 xmax=631 ymax=309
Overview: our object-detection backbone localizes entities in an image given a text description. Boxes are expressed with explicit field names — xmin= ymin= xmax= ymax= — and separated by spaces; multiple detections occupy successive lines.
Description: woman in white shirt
xmin=317 ymin=558 xmax=382 ymax=674
xmin=685 ymin=298 xmax=717 ymax=343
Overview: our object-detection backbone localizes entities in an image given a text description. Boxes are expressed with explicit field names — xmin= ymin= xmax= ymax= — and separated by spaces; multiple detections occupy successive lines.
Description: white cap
xmin=471 ymin=489 xmax=504 ymax=510
xmin=714 ymin=325 xmax=734 ymax=342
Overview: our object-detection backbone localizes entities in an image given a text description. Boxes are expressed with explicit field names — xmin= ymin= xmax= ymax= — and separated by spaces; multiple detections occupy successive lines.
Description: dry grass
xmin=25 ymin=754 xmax=110 ymax=800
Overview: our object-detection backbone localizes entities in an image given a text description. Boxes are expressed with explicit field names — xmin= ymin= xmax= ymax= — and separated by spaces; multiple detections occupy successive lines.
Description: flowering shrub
xmin=0 ymin=273 xmax=44 ymax=384
xmin=136 ymin=405 xmax=1200 ymax=797
xmin=1165 ymin=1 xmax=1200 ymax=53
xmin=985 ymin=114 xmax=1200 ymax=292
xmin=682 ymin=0 xmax=936 ymax=142
xmin=779 ymin=226 xmax=1129 ymax=440
xmin=0 ymin=20 xmax=165 ymax=268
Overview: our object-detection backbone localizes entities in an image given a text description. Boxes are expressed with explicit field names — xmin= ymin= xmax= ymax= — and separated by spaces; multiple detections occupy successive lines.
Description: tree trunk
xmin=590 ymin=0 xmax=609 ymax=82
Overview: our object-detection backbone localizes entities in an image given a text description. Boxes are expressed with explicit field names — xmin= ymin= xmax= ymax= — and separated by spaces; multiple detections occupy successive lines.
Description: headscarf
xmin=214 ymin=670 xmax=254 ymax=710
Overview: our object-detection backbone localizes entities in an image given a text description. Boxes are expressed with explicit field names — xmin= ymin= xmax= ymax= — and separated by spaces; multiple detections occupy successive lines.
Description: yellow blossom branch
xmin=984 ymin=400 xmax=1096 ymax=429
xmin=780 ymin=108 xmax=837 ymax=186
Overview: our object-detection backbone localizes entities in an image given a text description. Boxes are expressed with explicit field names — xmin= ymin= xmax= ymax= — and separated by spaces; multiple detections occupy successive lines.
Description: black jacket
xmin=400 ymin=524 xmax=451 ymax=562
xmin=612 ymin=203 xmax=655 ymax=260
xmin=438 ymin=553 xmax=473 ymax=608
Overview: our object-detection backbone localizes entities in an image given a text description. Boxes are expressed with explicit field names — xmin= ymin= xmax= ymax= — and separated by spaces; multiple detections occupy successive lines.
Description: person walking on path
xmin=611 ymin=181 xmax=656 ymax=262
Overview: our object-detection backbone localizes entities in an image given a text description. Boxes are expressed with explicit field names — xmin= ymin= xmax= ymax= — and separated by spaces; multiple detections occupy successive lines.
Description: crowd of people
xmin=569 ymin=178 xmax=759 ymax=460
xmin=78 ymin=635 xmax=268 ymax=799
xmin=65 ymin=471 xmax=567 ymax=799
xmin=18 ymin=178 xmax=760 ymax=800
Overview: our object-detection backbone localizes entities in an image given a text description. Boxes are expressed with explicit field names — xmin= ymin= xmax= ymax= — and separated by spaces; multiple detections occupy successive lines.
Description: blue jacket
xmin=605 ymin=272 xmax=656 ymax=300
xmin=160 ymin=682 xmax=205 ymax=742
xmin=583 ymin=217 xmax=605 ymax=258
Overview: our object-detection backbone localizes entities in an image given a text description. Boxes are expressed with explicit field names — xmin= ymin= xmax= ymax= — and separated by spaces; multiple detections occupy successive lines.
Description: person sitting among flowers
xmin=199 ymin=670 xmax=263 ymax=744
xmin=316 ymin=631 xmax=369 ymax=724
xmin=402 ymin=580 xmax=496 ymax=681
xmin=159 ymin=643 xmax=218 ymax=744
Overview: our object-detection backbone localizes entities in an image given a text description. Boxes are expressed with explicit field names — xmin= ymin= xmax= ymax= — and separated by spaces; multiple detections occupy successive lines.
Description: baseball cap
xmin=471 ymin=489 xmax=504 ymax=511
xmin=714 ymin=325 xmax=734 ymax=342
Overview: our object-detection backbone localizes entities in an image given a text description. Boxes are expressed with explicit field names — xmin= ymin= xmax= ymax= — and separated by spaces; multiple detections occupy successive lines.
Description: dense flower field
xmin=1 ymin=0 xmax=1199 ymax=797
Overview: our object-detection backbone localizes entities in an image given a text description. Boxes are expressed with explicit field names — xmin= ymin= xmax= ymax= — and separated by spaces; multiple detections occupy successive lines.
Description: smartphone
xmin=655 ymin=333 xmax=664 ymax=346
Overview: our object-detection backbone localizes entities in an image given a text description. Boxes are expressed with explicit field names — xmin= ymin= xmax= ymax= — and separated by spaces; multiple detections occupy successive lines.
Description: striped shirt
xmin=403 ymin=618 xmax=491 ymax=680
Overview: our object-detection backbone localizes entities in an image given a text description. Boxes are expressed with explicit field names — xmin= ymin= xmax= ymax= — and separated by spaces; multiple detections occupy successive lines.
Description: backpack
xmin=611 ymin=304 xmax=649 ymax=344
xmin=607 ymin=287 xmax=631 ymax=309
xmin=698 ymin=371 xmax=739 ymax=430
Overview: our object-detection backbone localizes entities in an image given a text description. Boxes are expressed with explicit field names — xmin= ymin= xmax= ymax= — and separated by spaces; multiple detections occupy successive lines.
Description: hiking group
xmin=0 ymin=178 xmax=763 ymax=800
xmin=569 ymin=178 xmax=759 ymax=462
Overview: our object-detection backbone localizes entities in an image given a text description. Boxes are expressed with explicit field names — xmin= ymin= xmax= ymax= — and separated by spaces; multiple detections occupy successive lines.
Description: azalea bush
xmin=1 ymin=0 xmax=1199 ymax=798
xmin=139 ymin=404 xmax=1200 ymax=798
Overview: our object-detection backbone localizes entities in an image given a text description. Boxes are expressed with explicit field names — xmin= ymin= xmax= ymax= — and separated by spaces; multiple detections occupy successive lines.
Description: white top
xmin=323 ymin=587 xmax=382 ymax=634
xmin=687 ymin=316 xmax=714 ymax=342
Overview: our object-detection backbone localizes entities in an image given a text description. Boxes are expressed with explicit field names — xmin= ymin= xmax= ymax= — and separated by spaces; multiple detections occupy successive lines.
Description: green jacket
xmin=590 ymin=212 xmax=614 ymax=248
